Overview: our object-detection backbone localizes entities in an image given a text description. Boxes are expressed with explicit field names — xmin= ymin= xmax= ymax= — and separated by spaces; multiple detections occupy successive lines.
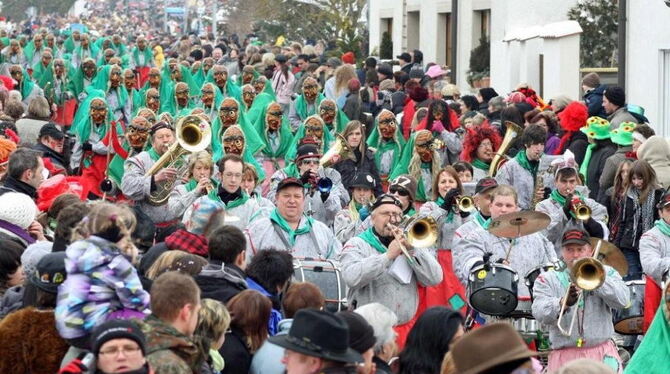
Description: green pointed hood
xmin=92 ymin=64 xmax=129 ymax=110
xmin=367 ymin=110 xmax=406 ymax=173
xmin=285 ymin=115 xmax=334 ymax=162
xmin=253 ymin=101 xmax=293 ymax=159
xmin=210 ymin=97 xmax=264 ymax=161
xmin=204 ymin=68 xmax=242 ymax=103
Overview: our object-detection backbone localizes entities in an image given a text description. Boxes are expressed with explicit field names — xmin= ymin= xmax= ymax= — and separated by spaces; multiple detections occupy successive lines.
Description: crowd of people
xmin=0 ymin=4 xmax=669 ymax=374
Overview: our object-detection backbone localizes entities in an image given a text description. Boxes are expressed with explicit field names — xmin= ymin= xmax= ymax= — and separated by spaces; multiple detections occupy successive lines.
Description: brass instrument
xmin=431 ymin=138 xmax=445 ymax=151
xmin=557 ymin=239 xmax=606 ymax=336
xmin=489 ymin=121 xmax=523 ymax=177
xmin=387 ymin=214 xmax=439 ymax=265
xmin=531 ymin=173 xmax=544 ymax=209
xmin=572 ymin=201 xmax=592 ymax=221
xmin=457 ymin=196 xmax=475 ymax=212
xmin=145 ymin=115 xmax=212 ymax=205
xmin=320 ymin=133 xmax=352 ymax=168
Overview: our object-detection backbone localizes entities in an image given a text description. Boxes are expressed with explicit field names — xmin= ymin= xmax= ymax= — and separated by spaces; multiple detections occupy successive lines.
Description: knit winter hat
xmin=581 ymin=117 xmax=611 ymax=140
xmin=0 ymin=192 xmax=37 ymax=229
xmin=610 ymin=122 xmax=636 ymax=146
xmin=337 ymin=311 xmax=376 ymax=354
xmin=183 ymin=196 xmax=226 ymax=235
xmin=581 ymin=72 xmax=600 ymax=88
xmin=91 ymin=319 xmax=147 ymax=356
xmin=604 ymin=86 xmax=626 ymax=107
xmin=479 ymin=87 xmax=499 ymax=103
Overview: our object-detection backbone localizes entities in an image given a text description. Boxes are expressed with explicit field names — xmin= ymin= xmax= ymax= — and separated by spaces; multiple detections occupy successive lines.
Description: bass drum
xmin=525 ymin=263 xmax=556 ymax=301
xmin=613 ymin=280 xmax=645 ymax=335
xmin=468 ymin=263 xmax=519 ymax=316
xmin=293 ymin=258 xmax=347 ymax=312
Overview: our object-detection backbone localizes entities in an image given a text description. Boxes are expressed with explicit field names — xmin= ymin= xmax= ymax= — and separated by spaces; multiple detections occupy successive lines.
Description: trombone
xmin=386 ymin=214 xmax=438 ymax=266
xmin=557 ymin=239 xmax=606 ymax=336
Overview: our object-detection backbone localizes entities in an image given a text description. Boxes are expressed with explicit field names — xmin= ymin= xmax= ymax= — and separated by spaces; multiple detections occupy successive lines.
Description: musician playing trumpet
xmin=339 ymin=194 xmax=442 ymax=347
xmin=121 ymin=121 xmax=180 ymax=225
xmin=334 ymin=172 xmax=377 ymax=244
xmin=168 ymin=150 xmax=219 ymax=219
xmin=535 ymin=153 xmax=608 ymax=254
xmin=531 ymin=228 xmax=628 ymax=372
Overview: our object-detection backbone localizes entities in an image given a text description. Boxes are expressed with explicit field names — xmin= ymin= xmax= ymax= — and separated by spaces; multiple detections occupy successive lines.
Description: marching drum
xmin=468 ymin=263 xmax=519 ymax=316
xmin=293 ymin=258 xmax=347 ymax=312
xmin=613 ymin=280 xmax=645 ymax=335
xmin=525 ymin=263 xmax=556 ymax=301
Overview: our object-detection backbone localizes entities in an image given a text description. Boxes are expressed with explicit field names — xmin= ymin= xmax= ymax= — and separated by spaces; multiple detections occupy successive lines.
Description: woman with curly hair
xmin=459 ymin=125 xmax=502 ymax=183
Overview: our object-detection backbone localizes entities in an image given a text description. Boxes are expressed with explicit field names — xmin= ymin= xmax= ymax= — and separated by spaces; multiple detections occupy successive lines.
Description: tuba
xmin=145 ymin=115 xmax=212 ymax=205
xmin=320 ymin=133 xmax=352 ymax=168
xmin=489 ymin=121 xmax=523 ymax=177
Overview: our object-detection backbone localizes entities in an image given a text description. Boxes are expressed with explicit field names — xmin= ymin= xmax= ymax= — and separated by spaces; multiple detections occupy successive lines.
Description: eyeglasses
xmin=389 ymin=186 xmax=409 ymax=197
xmin=377 ymin=211 xmax=403 ymax=220
xmin=99 ymin=345 xmax=141 ymax=357
xmin=223 ymin=172 xmax=243 ymax=179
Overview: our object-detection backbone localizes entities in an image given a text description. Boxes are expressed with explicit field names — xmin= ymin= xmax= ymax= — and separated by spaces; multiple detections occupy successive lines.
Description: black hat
xmin=561 ymin=228 xmax=591 ymax=247
xmin=268 ymin=309 xmax=363 ymax=363
xmin=295 ymin=144 xmax=321 ymax=162
xmin=475 ymin=177 xmax=498 ymax=195
xmin=479 ymin=87 xmax=499 ymax=103
xmin=38 ymin=122 xmax=64 ymax=140
xmin=277 ymin=177 xmax=304 ymax=193
xmin=369 ymin=193 xmax=402 ymax=212
xmin=149 ymin=121 xmax=174 ymax=135
xmin=377 ymin=64 xmax=393 ymax=78
xmin=91 ymin=319 xmax=147 ymax=356
xmin=275 ymin=54 xmax=288 ymax=63
xmin=409 ymin=67 xmax=424 ymax=80
xmin=604 ymin=86 xmax=626 ymax=108
xmin=657 ymin=189 xmax=670 ymax=209
xmin=30 ymin=252 xmax=66 ymax=294
xmin=396 ymin=52 xmax=411 ymax=63
xmin=337 ymin=311 xmax=376 ymax=354
xmin=350 ymin=173 xmax=376 ymax=190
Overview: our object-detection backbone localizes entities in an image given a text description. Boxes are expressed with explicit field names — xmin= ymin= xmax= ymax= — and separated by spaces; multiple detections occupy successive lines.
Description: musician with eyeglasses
xmin=339 ymin=194 xmax=442 ymax=347
xmin=121 ymin=121 xmax=181 ymax=226
xmin=531 ymin=228 xmax=628 ymax=373
xmin=268 ymin=143 xmax=348 ymax=227
xmin=334 ymin=172 xmax=377 ymax=244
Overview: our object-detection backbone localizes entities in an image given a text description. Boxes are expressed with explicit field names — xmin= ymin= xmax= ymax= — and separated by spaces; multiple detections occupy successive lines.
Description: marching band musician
xmin=452 ymin=185 xmax=556 ymax=307
xmin=167 ymin=150 xmax=219 ymax=219
xmin=339 ymin=194 xmax=443 ymax=347
xmin=388 ymin=175 xmax=418 ymax=218
xmin=495 ymin=124 xmax=547 ymax=211
xmin=531 ymin=228 xmax=628 ymax=373
xmin=334 ymin=172 xmax=376 ymax=244
xmin=419 ymin=166 xmax=471 ymax=310
xmin=268 ymin=143 xmax=347 ymax=227
xmin=245 ymin=176 xmax=341 ymax=260
xmin=535 ymin=152 xmax=608 ymax=254
xmin=121 ymin=121 xmax=181 ymax=226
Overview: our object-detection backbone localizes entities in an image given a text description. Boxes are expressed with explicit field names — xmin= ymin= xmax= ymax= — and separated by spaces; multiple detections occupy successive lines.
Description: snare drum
xmin=613 ymin=280 xmax=645 ymax=335
xmin=525 ymin=263 xmax=556 ymax=301
xmin=293 ymin=258 xmax=347 ymax=312
xmin=468 ymin=263 xmax=519 ymax=316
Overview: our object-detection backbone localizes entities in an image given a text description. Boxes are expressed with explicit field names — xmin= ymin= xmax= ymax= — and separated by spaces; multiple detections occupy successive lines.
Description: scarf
xmin=655 ymin=219 xmax=670 ymax=237
xmin=165 ymin=229 xmax=209 ymax=256
xmin=556 ymin=269 xmax=584 ymax=308
xmin=626 ymin=187 xmax=656 ymax=246
xmin=515 ymin=149 xmax=539 ymax=178
xmin=471 ymin=158 xmax=490 ymax=171
xmin=358 ymin=227 xmax=389 ymax=254
xmin=147 ymin=147 xmax=161 ymax=162
xmin=215 ymin=187 xmax=249 ymax=209
xmin=435 ymin=197 xmax=455 ymax=223
xmin=0 ymin=219 xmax=36 ymax=245
xmin=270 ymin=208 xmax=313 ymax=246
xmin=579 ymin=143 xmax=596 ymax=183
xmin=474 ymin=211 xmax=490 ymax=229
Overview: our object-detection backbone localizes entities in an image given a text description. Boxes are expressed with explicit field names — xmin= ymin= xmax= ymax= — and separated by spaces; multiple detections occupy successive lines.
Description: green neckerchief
xmin=436 ymin=197 xmax=455 ymax=223
xmin=474 ymin=211 xmax=490 ymax=229
xmin=556 ymin=269 xmax=584 ymax=308
xmin=471 ymin=158 xmax=490 ymax=171
xmin=358 ymin=227 xmax=388 ymax=254
xmin=579 ymin=143 xmax=597 ymax=184
xmin=213 ymin=189 xmax=250 ymax=209
xmin=515 ymin=149 xmax=539 ymax=178
xmin=270 ymin=208 xmax=313 ymax=246
xmin=282 ymin=163 xmax=301 ymax=179
xmin=421 ymin=162 xmax=431 ymax=169
xmin=406 ymin=207 xmax=416 ymax=217
xmin=655 ymin=219 xmax=670 ymax=237
xmin=185 ymin=178 xmax=220 ymax=201
xmin=148 ymin=147 xmax=160 ymax=162
xmin=550 ymin=190 xmax=584 ymax=218
xmin=293 ymin=93 xmax=324 ymax=120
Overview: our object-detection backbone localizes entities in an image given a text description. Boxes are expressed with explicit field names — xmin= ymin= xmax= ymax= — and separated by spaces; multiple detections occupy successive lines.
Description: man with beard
xmin=72 ymin=34 xmax=98 ymax=69
xmin=389 ymin=130 xmax=441 ymax=202
xmin=268 ymin=144 xmax=347 ymax=227
xmin=288 ymin=77 xmax=325 ymax=132
xmin=93 ymin=64 xmax=131 ymax=124
xmin=199 ymin=82 xmax=220 ymax=120
xmin=1 ymin=40 xmax=26 ymax=75
xmin=246 ymin=176 xmax=342 ymax=260
xmin=318 ymin=98 xmax=349 ymax=136
xmin=211 ymin=97 xmax=263 ymax=161
xmin=9 ymin=65 xmax=44 ymax=107
xmin=68 ymin=58 xmax=97 ymax=102
xmin=105 ymin=116 xmax=152 ymax=198
xmin=24 ymin=34 xmax=44 ymax=70
xmin=255 ymin=102 xmax=293 ymax=193
xmin=33 ymin=123 xmax=66 ymax=172
xmin=122 ymin=121 xmax=182 ymax=225
xmin=130 ymin=36 xmax=154 ymax=87
xmin=367 ymin=109 xmax=406 ymax=185
xmin=339 ymin=194 xmax=442 ymax=344
xmin=496 ymin=124 xmax=549 ymax=210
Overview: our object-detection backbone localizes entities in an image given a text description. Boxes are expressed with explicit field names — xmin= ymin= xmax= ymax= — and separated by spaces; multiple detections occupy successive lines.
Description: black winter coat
xmin=219 ymin=327 xmax=253 ymax=374
xmin=584 ymin=85 xmax=608 ymax=119
xmin=564 ymin=131 xmax=590 ymax=167
xmin=613 ymin=188 xmax=664 ymax=250
xmin=195 ymin=263 xmax=248 ymax=304
xmin=585 ymin=139 xmax=617 ymax=200
xmin=333 ymin=149 xmax=383 ymax=196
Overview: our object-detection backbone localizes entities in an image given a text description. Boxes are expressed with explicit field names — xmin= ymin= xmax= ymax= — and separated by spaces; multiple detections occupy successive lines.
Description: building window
xmin=660 ymin=49 xmax=670 ymax=136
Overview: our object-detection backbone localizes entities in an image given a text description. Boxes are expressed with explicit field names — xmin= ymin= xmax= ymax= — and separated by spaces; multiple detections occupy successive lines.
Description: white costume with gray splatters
xmin=639 ymin=226 xmax=670 ymax=285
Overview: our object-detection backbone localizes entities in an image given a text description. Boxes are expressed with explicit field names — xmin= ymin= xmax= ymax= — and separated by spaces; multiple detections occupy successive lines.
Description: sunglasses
xmin=389 ymin=186 xmax=409 ymax=197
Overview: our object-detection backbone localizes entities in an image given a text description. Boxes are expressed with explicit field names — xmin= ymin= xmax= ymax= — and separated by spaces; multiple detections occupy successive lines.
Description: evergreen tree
xmin=568 ymin=0 xmax=619 ymax=67
xmin=380 ymin=32 xmax=393 ymax=59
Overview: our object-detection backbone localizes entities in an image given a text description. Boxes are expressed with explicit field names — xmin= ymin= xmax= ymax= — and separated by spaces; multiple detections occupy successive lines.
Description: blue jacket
xmin=245 ymin=277 xmax=283 ymax=336
xmin=249 ymin=319 xmax=292 ymax=374
xmin=583 ymin=84 xmax=608 ymax=119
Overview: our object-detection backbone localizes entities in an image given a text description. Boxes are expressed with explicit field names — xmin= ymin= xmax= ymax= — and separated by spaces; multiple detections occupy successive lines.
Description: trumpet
xmin=457 ymin=196 xmax=475 ymax=212
xmin=572 ymin=201 xmax=592 ymax=221
xmin=557 ymin=239 xmax=606 ymax=336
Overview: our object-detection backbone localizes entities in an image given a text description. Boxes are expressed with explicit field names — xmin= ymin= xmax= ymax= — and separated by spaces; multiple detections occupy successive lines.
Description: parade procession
xmin=0 ymin=1 xmax=669 ymax=373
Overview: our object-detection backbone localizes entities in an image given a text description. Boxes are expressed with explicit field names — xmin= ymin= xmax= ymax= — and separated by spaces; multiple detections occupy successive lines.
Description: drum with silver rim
xmin=613 ymin=279 xmax=645 ymax=335
xmin=293 ymin=258 xmax=347 ymax=312
xmin=468 ymin=263 xmax=519 ymax=316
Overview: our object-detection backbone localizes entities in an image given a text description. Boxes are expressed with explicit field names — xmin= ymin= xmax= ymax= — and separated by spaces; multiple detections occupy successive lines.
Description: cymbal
xmin=589 ymin=238 xmax=628 ymax=277
xmin=488 ymin=211 xmax=550 ymax=238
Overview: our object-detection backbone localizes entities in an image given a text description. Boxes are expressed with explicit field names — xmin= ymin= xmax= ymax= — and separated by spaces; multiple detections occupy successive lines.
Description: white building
xmin=368 ymin=0 xmax=670 ymax=136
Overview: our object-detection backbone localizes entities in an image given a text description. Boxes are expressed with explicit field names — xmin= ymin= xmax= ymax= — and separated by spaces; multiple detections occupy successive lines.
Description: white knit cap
xmin=0 ymin=192 xmax=37 ymax=229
